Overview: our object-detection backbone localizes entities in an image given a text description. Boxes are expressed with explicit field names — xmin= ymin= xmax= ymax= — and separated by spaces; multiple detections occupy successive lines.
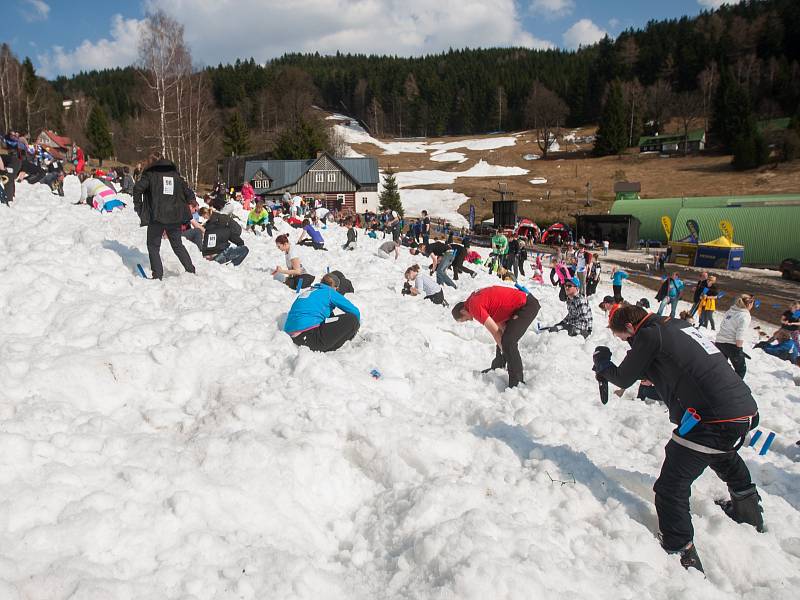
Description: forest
xmin=0 ymin=0 xmax=798 ymax=183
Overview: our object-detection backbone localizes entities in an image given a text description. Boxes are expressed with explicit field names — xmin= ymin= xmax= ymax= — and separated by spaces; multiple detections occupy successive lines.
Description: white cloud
xmin=37 ymin=15 xmax=144 ymax=78
xmin=608 ymin=18 xmax=620 ymax=30
xmin=562 ymin=19 xmax=608 ymax=49
xmin=36 ymin=0 xmax=554 ymax=77
xmin=145 ymin=0 xmax=552 ymax=67
xmin=530 ymin=0 xmax=574 ymax=18
xmin=22 ymin=0 xmax=50 ymax=22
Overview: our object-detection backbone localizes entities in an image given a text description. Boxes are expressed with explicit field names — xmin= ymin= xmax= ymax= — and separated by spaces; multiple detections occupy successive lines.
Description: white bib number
xmin=163 ymin=176 xmax=174 ymax=195
xmin=681 ymin=327 xmax=720 ymax=355
xmin=207 ymin=234 xmax=217 ymax=247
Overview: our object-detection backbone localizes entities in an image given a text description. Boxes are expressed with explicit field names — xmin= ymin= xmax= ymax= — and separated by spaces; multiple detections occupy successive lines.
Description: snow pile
xmin=329 ymin=114 xmax=517 ymax=157
xmin=394 ymin=160 xmax=528 ymax=189
xmin=530 ymin=177 xmax=548 ymax=185
xmin=1 ymin=179 xmax=799 ymax=599
xmin=389 ymin=160 xmax=528 ymax=223
xmin=430 ymin=151 xmax=467 ymax=163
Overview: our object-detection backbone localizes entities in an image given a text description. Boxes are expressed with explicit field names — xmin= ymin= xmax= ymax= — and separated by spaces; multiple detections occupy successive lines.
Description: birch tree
xmin=137 ymin=10 xmax=189 ymax=157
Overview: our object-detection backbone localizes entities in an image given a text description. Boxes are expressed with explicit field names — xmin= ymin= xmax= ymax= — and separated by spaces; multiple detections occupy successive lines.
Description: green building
xmin=610 ymin=194 xmax=800 ymax=266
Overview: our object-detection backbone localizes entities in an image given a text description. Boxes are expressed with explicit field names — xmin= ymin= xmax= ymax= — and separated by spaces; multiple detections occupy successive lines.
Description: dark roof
xmin=613 ymin=182 xmax=641 ymax=193
xmin=638 ymin=129 xmax=705 ymax=146
xmin=243 ymin=154 xmax=379 ymax=192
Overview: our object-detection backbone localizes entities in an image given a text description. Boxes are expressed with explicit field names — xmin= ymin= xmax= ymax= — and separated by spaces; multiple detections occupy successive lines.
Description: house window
xmin=327 ymin=172 xmax=336 ymax=183
xmin=362 ymin=197 xmax=368 ymax=205
xmin=337 ymin=194 xmax=345 ymax=203
xmin=315 ymin=172 xmax=324 ymax=183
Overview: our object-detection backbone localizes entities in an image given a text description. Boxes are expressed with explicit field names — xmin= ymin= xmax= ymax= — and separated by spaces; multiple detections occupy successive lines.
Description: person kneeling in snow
xmin=593 ymin=305 xmax=763 ymax=573
xmin=451 ymin=285 xmax=540 ymax=388
xmin=546 ymin=276 xmax=593 ymax=338
xmin=297 ymin=218 xmax=326 ymax=250
xmin=284 ymin=273 xmax=360 ymax=352
xmin=201 ymin=206 xmax=249 ymax=267
xmin=404 ymin=264 xmax=447 ymax=306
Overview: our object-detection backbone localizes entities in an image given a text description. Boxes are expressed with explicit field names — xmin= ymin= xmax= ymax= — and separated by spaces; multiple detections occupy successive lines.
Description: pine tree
xmin=222 ymin=111 xmax=250 ymax=156
xmin=85 ymin=105 xmax=113 ymax=166
xmin=272 ymin=117 xmax=330 ymax=160
xmin=593 ymin=80 xmax=628 ymax=156
xmin=711 ymin=66 xmax=752 ymax=151
xmin=379 ymin=170 xmax=403 ymax=217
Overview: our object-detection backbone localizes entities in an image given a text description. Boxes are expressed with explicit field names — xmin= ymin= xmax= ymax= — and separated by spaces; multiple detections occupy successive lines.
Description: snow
xmin=530 ymin=177 xmax=548 ymax=185
xmin=397 ymin=189 xmax=470 ymax=226
xmin=523 ymin=153 xmax=540 ymax=161
xmin=394 ymin=160 xmax=528 ymax=188
xmin=330 ymin=115 xmax=517 ymax=156
xmin=386 ymin=160 xmax=527 ymax=222
xmin=1 ymin=178 xmax=800 ymax=598
xmin=430 ymin=151 xmax=467 ymax=163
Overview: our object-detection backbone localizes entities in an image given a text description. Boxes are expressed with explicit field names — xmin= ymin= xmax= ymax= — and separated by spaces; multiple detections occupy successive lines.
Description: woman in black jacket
xmin=594 ymin=305 xmax=763 ymax=573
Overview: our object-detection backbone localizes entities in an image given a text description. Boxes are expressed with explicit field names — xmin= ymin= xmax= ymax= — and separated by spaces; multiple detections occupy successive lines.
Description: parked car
xmin=780 ymin=258 xmax=800 ymax=281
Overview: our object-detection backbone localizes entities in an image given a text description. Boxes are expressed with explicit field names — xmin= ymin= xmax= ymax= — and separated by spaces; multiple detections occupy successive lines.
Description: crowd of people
xmin=4 ymin=148 xmax=799 ymax=576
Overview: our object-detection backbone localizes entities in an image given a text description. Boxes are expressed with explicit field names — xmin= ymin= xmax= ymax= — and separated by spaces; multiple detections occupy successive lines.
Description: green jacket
xmin=491 ymin=234 xmax=508 ymax=255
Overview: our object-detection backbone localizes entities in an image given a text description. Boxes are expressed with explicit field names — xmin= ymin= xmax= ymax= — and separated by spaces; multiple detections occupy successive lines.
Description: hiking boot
xmin=678 ymin=543 xmax=704 ymax=573
xmin=717 ymin=485 xmax=764 ymax=532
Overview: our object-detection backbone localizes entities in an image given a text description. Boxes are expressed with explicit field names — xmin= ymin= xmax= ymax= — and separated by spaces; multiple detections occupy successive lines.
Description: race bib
xmin=207 ymin=233 xmax=217 ymax=247
xmin=681 ymin=327 xmax=720 ymax=355
xmin=163 ymin=176 xmax=174 ymax=195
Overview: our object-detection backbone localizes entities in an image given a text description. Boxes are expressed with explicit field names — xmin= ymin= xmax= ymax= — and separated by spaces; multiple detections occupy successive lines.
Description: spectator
xmin=656 ymin=272 xmax=685 ymax=319
xmin=611 ymin=266 xmax=628 ymax=302
xmin=698 ymin=275 xmax=719 ymax=330
xmin=716 ymin=294 xmax=755 ymax=378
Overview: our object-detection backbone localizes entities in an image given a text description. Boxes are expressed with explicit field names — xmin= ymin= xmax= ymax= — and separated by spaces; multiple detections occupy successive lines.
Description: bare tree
xmin=138 ymin=10 xmax=189 ymax=157
xmin=621 ymin=79 xmax=646 ymax=148
xmin=697 ymin=62 xmax=718 ymax=131
xmin=0 ymin=44 xmax=23 ymax=132
xmin=274 ymin=66 xmax=318 ymax=128
xmin=673 ymin=90 xmax=703 ymax=154
xmin=645 ymin=79 xmax=675 ymax=134
xmin=524 ymin=81 xmax=568 ymax=158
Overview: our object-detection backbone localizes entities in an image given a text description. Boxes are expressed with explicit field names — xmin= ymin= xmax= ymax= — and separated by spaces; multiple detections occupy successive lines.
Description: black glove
xmin=592 ymin=346 xmax=612 ymax=374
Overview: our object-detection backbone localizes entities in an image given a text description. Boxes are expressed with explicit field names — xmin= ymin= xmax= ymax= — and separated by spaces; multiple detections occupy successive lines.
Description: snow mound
xmin=331 ymin=117 xmax=517 ymax=156
xmin=530 ymin=177 xmax=548 ymax=185
xmin=430 ymin=152 xmax=467 ymax=163
xmin=0 ymin=178 xmax=799 ymax=598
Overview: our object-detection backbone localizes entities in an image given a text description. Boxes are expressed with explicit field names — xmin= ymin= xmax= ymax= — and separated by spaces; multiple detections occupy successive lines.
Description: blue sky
xmin=1 ymin=0 xmax=734 ymax=79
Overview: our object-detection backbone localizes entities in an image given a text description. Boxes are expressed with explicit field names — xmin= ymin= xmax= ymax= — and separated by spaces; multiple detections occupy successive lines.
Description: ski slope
xmin=0 ymin=178 xmax=799 ymax=599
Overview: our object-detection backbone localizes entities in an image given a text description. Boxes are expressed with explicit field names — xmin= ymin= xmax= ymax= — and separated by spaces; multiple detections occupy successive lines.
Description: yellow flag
xmin=719 ymin=220 xmax=734 ymax=241
xmin=661 ymin=216 xmax=672 ymax=240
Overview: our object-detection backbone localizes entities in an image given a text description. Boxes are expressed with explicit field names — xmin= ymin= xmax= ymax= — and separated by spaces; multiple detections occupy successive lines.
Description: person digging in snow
xmin=451 ymin=285 xmax=540 ymax=388
xmin=593 ymin=304 xmax=764 ymax=573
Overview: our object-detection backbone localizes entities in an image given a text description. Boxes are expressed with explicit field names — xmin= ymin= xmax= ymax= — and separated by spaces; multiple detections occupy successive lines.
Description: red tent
xmin=541 ymin=222 xmax=572 ymax=245
xmin=514 ymin=219 xmax=540 ymax=240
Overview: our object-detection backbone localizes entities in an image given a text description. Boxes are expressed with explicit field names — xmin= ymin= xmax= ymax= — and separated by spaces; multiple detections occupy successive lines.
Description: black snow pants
xmin=146 ymin=222 xmax=196 ymax=279
xmin=489 ymin=295 xmax=541 ymax=388
xmin=716 ymin=342 xmax=747 ymax=379
xmin=654 ymin=421 xmax=754 ymax=552
xmin=292 ymin=313 xmax=360 ymax=352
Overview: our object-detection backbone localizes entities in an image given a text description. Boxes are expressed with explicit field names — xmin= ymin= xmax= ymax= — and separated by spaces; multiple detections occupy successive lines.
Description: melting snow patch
xmin=530 ymin=177 xmax=548 ymax=185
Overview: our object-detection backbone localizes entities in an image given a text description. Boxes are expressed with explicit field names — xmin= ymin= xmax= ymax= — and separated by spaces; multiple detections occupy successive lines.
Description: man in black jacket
xmin=410 ymin=240 xmax=457 ymax=288
xmin=690 ymin=271 xmax=709 ymax=316
xmin=133 ymin=157 xmax=196 ymax=279
xmin=594 ymin=305 xmax=763 ymax=573
xmin=201 ymin=204 xmax=249 ymax=266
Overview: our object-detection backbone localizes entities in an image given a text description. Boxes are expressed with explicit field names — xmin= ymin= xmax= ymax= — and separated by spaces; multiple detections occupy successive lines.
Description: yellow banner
xmin=661 ymin=216 xmax=672 ymax=240
xmin=719 ymin=220 xmax=734 ymax=241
